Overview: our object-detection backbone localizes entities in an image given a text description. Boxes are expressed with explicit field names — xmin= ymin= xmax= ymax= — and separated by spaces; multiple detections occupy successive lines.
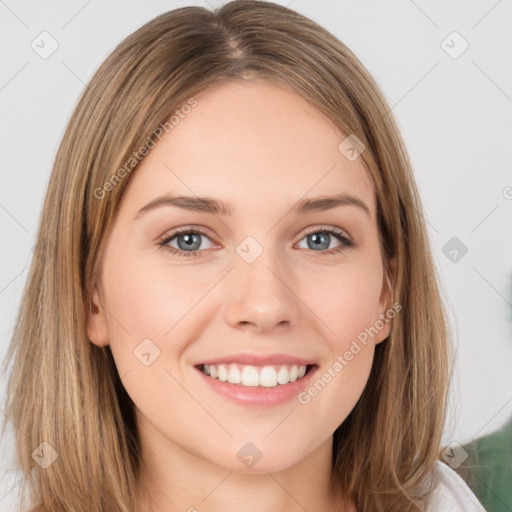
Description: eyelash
xmin=158 ymin=225 xmax=356 ymax=258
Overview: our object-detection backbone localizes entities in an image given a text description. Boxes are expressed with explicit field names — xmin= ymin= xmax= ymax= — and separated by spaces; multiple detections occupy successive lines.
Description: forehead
xmin=120 ymin=81 xmax=376 ymax=218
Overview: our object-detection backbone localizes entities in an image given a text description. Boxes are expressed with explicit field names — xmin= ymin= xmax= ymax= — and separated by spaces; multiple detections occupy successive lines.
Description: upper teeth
xmin=202 ymin=364 xmax=308 ymax=387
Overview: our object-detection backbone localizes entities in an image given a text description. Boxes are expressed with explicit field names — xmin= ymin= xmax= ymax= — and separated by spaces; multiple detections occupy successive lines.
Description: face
xmin=87 ymin=81 xmax=395 ymax=475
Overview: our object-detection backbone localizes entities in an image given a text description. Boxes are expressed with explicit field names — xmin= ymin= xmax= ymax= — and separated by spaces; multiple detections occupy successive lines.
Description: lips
xmin=195 ymin=359 xmax=320 ymax=406
xmin=193 ymin=352 xmax=316 ymax=367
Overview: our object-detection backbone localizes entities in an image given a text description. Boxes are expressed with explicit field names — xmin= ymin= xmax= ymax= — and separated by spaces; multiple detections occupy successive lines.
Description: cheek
xmin=99 ymin=256 xmax=206 ymax=417
xmin=290 ymin=261 xmax=383 ymax=425
xmin=100 ymin=250 xmax=221 ymax=384
xmin=298 ymin=276 xmax=379 ymax=432
xmin=102 ymin=253 xmax=200 ymax=341
xmin=305 ymin=261 xmax=385 ymax=349
xmin=303 ymin=343 xmax=375 ymax=437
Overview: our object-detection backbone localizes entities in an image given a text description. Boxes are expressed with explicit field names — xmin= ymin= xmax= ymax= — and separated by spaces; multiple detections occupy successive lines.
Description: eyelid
xmin=160 ymin=225 xmax=216 ymax=240
xmin=298 ymin=224 xmax=352 ymax=242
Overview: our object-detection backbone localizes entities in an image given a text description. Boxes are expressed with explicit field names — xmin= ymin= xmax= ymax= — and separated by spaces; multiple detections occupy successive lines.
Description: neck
xmin=134 ymin=418 xmax=354 ymax=512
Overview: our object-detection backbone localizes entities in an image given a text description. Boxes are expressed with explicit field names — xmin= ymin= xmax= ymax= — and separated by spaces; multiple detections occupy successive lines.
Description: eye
xmin=296 ymin=225 xmax=355 ymax=254
xmin=158 ymin=227 xmax=215 ymax=258
xmin=158 ymin=225 xmax=356 ymax=258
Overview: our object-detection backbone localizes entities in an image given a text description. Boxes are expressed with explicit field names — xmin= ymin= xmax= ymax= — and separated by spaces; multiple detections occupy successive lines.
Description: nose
xmin=223 ymin=244 xmax=301 ymax=333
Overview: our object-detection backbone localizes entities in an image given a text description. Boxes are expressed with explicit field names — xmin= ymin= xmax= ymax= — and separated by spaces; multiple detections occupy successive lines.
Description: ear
xmin=374 ymin=254 xmax=397 ymax=345
xmin=86 ymin=283 xmax=110 ymax=347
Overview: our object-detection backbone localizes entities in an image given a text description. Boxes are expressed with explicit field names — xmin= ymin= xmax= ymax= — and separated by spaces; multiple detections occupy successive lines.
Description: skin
xmin=87 ymin=81 xmax=396 ymax=512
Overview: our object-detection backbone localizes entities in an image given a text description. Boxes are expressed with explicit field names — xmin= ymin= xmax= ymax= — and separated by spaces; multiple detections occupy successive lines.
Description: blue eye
xmin=297 ymin=227 xmax=355 ymax=253
xmin=158 ymin=227 xmax=213 ymax=258
xmin=158 ymin=226 xmax=355 ymax=258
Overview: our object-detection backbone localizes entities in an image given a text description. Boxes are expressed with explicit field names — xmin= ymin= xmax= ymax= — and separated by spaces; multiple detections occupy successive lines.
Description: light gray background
xmin=1 ymin=0 xmax=511 ymax=509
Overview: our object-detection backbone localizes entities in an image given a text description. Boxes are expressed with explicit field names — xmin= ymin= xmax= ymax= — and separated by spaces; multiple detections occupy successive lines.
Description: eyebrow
xmin=134 ymin=193 xmax=371 ymax=219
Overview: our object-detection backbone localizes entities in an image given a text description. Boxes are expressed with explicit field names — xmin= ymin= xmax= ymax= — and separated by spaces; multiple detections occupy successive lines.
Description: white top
xmin=426 ymin=460 xmax=487 ymax=511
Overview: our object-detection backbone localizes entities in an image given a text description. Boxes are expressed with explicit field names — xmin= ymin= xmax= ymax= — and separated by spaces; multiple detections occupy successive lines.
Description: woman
xmin=3 ymin=1 xmax=486 ymax=510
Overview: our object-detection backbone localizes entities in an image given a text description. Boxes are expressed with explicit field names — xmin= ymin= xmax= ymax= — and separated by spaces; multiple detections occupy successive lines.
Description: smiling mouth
xmin=195 ymin=363 xmax=317 ymax=388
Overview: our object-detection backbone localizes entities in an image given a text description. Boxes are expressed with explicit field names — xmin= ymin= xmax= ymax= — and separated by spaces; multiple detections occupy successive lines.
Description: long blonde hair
xmin=3 ymin=1 xmax=452 ymax=510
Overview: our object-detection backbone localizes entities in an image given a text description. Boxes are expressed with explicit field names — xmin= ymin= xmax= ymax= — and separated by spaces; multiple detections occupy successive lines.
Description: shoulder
xmin=426 ymin=460 xmax=487 ymax=511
